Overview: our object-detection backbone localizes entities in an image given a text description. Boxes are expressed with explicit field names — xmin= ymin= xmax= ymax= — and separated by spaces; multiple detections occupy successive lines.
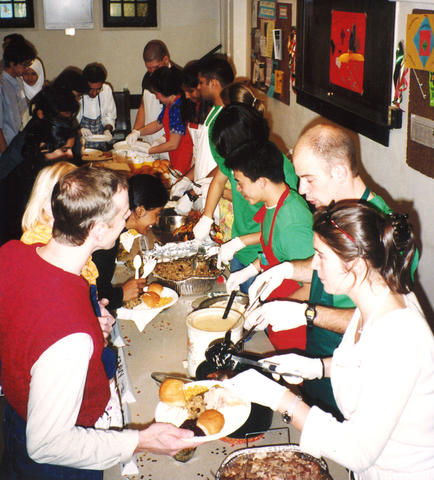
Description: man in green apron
xmin=247 ymin=123 xmax=419 ymax=418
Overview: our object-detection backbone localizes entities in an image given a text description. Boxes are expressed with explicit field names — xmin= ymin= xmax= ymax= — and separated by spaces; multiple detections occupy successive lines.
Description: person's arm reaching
xmin=27 ymin=334 xmax=139 ymax=469
xmin=149 ymin=132 xmax=181 ymax=154
xmin=202 ymin=169 xmax=228 ymax=219
xmin=133 ymin=99 xmax=145 ymax=131
xmin=193 ymin=169 xmax=228 ymax=240
xmin=27 ymin=333 xmax=196 ymax=469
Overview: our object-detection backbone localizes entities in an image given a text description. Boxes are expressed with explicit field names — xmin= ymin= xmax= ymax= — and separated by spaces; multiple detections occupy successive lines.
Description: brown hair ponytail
xmin=313 ymin=200 xmax=415 ymax=293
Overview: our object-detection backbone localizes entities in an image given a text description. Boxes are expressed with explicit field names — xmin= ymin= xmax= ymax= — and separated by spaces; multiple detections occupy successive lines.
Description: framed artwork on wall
xmin=295 ymin=0 xmax=401 ymax=146
xmin=102 ymin=0 xmax=157 ymax=28
xmin=0 ymin=0 xmax=34 ymax=28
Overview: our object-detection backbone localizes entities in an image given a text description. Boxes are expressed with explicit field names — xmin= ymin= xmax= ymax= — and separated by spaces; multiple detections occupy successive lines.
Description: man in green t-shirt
xmin=222 ymin=140 xmax=313 ymax=288
xmin=193 ymin=103 xmax=298 ymax=293
xmin=247 ymin=123 xmax=419 ymax=417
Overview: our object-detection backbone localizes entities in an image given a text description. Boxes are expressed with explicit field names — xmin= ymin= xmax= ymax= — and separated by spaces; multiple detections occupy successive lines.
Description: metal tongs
xmin=168 ymin=166 xmax=202 ymax=189
xmin=202 ymin=282 xmax=269 ymax=371
xmin=242 ymin=280 xmax=268 ymax=323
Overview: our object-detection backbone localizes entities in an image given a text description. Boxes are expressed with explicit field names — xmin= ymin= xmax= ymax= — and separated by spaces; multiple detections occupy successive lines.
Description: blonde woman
xmin=21 ymin=161 xmax=98 ymax=286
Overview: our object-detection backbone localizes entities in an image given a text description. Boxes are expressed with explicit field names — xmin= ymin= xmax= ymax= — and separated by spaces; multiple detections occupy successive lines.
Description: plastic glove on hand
xmin=126 ymin=129 xmax=141 ymax=147
xmin=226 ymin=264 xmax=258 ymax=294
xmin=80 ymin=127 xmax=93 ymax=138
xmin=244 ymin=301 xmax=307 ymax=332
xmin=103 ymin=129 xmax=113 ymax=141
xmin=261 ymin=353 xmax=323 ymax=384
xmin=217 ymin=237 xmax=245 ymax=269
xmin=151 ymin=136 xmax=166 ymax=147
xmin=170 ymin=176 xmax=192 ymax=199
xmin=223 ymin=369 xmax=287 ymax=411
xmin=175 ymin=194 xmax=193 ymax=215
xmin=192 ymin=215 xmax=213 ymax=240
xmin=248 ymin=262 xmax=294 ymax=303
xmin=134 ymin=141 xmax=151 ymax=154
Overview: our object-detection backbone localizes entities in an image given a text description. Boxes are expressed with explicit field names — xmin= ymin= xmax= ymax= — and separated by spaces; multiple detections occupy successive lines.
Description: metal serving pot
xmin=153 ymin=208 xmax=187 ymax=243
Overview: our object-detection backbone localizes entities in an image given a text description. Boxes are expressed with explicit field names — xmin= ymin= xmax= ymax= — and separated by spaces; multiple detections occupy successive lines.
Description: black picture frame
xmin=0 ymin=0 xmax=34 ymax=28
xmin=295 ymin=0 xmax=401 ymax=146
xmin=102 ymin=0 xmax=157 ymax=28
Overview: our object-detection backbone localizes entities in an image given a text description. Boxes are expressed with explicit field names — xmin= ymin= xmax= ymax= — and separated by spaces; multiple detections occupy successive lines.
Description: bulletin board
xmin=405 ymin=10 xmax=434 ymax=179
xmin=251 ymin=0 xmax=294 ymax=105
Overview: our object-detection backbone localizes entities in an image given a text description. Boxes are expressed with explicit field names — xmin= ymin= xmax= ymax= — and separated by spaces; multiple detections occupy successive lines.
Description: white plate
xmin=155 ymin=380 xmax=251 ymax=443
xmin=116 ymin=287 xmax=178 ymax=332
xmin=135 ymin=286 xmax=178 ymax=311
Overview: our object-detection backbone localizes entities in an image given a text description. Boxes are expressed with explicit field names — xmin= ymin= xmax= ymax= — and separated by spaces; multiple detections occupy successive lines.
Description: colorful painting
xmin=405 ymin=14 xmax=434 ymax=71
xmin=329 ymin=10 xmax=366 ymax=94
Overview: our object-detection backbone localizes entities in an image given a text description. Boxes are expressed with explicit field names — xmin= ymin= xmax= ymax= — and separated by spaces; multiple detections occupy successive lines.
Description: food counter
xmin=103 ymin=261 xmax=348 ymax=480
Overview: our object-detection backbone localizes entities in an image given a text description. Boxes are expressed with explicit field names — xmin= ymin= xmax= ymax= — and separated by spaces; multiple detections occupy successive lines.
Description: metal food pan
xmin=216 ymin=444 xmax=332 ymax=480
xmin=151 ymin=272 xmax=221 ymax=296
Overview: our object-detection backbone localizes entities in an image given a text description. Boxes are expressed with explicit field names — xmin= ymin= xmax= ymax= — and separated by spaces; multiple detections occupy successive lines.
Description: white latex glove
xmin=260 ymin=353 xmax=323 ymax=384
xmin=223 ymin=369 xmax=287 ymax=411
xmin=244 ymin=301 xmax=307 ymax=332
xmin=248 ymin=262 xmax=294 ymax=303
xmin=151 ymin=136 xmax=166 ymax=147
xmin=126 ymin=129 xmax=141 ymax=147
xmin=103 ymin=129 xmax=113 ymax=141
xmin=217 ymin=237 xmax=245 ymax=269
xmin=175 ymin=194 xmax=193 ymax=215
xmin=191 ymin=176 xmax=212 ymax=196
xmin=80 ymin=127 xmax=92 ymax=138
xmin=170 ymin=176 xmax=193 ymax=199
xmin=226 ymin=263 xmax=258 ymax=293
xmin=133 ymin=141 xmax=151 ymax=154
xmin=193 ymin=215 xmax=213 ymax=240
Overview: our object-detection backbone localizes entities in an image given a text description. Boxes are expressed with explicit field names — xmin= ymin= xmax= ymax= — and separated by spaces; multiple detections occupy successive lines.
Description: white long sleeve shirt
xmin=78 ymin=83 xmax=117 ymax=129
xmin=27 ymin=333 xmax=138 ymax=470
xmin=300 ymin=293 xmax=434 ymax=480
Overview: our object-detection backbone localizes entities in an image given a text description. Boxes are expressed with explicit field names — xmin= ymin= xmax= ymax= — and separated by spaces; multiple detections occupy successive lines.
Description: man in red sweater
xmin=0 ymin=166 xmax=195 ymax=479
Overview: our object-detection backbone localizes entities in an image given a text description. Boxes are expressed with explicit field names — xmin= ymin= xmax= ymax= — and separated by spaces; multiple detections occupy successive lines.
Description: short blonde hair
xmin=21 ymin=161 xmax=77 ymax=232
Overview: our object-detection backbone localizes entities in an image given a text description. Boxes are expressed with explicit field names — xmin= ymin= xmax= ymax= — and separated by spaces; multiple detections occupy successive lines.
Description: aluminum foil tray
xmin=151 ymin=272 xmax=221 ymax=296
xmin=216 ymin=444 xmax=332 ymax=480
xmin=143 ymin=239 xmax=219 ymax=263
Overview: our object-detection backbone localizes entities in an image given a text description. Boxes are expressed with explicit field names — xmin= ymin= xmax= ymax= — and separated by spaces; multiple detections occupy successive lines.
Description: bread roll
xmin=141 ymin=291 xmax=160 ymax=308
xmin=148 ymin=283 xmax=164 ymax=295
xmin=159 ymin=378 xmax=186 ymax=406
xmin=196 ymin=409 xmax=225 ymax=436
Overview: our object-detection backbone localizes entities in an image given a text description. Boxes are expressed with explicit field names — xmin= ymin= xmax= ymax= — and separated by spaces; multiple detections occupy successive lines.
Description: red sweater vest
xmin=0 ymin=241 xmax=110 ymax=427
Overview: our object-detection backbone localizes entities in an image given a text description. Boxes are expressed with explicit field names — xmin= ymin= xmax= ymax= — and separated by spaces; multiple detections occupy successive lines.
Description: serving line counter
xmin=103 ymin=263 xmax=348 ymax=480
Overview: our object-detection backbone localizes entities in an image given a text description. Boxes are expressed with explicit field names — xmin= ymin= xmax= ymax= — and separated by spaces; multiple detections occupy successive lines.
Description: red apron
xmin=253 ymin=185 xmax=306 ymax=351
xmin=161 ymin=97 xmax=193 ymax=175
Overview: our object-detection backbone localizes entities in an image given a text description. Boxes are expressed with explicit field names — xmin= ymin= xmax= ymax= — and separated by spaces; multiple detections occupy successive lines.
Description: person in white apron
xmin=172 ymin=56 xmax=234 ymax=226
xmin=78 ymin=63 xmax=116 ymax=151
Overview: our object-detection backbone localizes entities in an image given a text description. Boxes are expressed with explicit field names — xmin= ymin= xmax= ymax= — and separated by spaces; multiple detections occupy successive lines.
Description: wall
xmin=0 ymin=0 xmax=221 ymax=93
xmin=229 ymin=0 xmax=434 ymax=315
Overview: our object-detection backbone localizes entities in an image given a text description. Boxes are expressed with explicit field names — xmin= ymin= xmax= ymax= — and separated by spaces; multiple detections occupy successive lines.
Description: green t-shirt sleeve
xmin=263 ymin=192 xmax=314 ymax=262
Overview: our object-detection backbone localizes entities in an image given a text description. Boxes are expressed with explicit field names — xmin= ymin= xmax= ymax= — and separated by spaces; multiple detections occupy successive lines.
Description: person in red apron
xmin=253 ymin=186 xmax=306 ymax=350
xmin=225 ymin=141 xmax=314 ymax=351
xmin=135 ymin=66 xmax=193 ymax=175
